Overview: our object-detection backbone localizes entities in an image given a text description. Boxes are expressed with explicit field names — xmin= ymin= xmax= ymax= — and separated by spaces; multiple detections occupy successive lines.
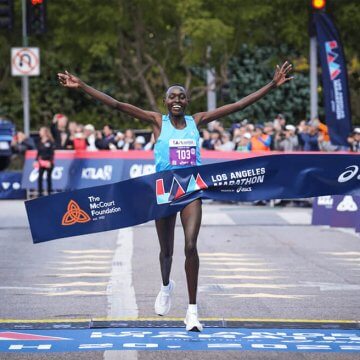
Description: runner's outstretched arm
xmin=57 ymin=71 xmax=161 ymax=124
xmin=193 ymin=61 xmax=293 ymax=126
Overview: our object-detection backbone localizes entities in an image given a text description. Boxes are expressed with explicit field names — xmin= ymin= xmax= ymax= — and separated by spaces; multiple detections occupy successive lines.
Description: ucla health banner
xmin=314 ymin=12 xmax=352 ymax=146
xmin=25 ymin=154 xmax=360 ymax=244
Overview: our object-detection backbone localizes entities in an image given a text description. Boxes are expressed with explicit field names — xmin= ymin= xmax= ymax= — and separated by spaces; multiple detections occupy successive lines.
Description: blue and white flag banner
xmin=25 ymin=154 xmax=360 ymax=244
xmin=314 ymin=12 xmax=352 ymax=146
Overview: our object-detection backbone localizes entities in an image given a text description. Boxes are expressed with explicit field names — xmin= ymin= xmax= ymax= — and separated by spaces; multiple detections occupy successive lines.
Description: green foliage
xmin=225 ymin=45 xmax=312 ymax=125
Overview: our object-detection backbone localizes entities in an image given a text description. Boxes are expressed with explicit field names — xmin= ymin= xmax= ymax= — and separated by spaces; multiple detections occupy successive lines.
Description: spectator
xmin=134 ymin=136 xmax=146 ymax=150
xmin=83 ymin=124 xmax=97 ymax=151
xmin=67 ymin=121 xmax=77 ymax=149
xmin=115 ymin=131 xmax=125 ymax=149
xmin=248 ymin=125 xmax=271 ymax=151
xmin=95 ymin=124 xmax=117 ymax=150
xmin=274 ymin=113 xmax=286 ymax=130
xmin=11 ymin=131 xmax=36 ymax=168
xmin=348 ymin=128 xmax=360 ymax=152
xmin=214 ymin=132 xmax=235 ymax=151
xmin=35 ymin=127 xmax=55 ymax=196
xmin=122 ymin=129 xmax=135 ymax=151
xmin=144 ymin=133 xmax=156 ymax=150
xmin=201 ymin=129 xmax=213 ymax=150
xmin=298 ymin=122 xmax=320 ymax=151
xmin=235 ymin=132 xmax=251 ymax=152
xmin=264 ymin=121 xmax=276 ymax=150
xmin=51 ymin=113 xmax=72 ymax=149
xmin=275 ymin=124 xmax=299 ymax=151
xmin=314 ymin=119 xmax=338 ymax=151
xmin=11 ymin=131 xmax=35 ymax=153
xmin=73 ymin=124 xmax=87 ymax=151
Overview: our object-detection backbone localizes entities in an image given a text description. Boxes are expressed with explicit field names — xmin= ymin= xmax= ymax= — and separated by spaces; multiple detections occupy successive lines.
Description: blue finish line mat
xmin=0 ymin=319 xmax=359 ymax=353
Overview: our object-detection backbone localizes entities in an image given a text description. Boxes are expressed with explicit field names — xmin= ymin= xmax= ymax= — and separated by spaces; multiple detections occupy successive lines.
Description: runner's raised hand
xmin=57 ymin=70 xmax=83 ymax=89
xmin=272 ymin=61 xmax=293 ymax=87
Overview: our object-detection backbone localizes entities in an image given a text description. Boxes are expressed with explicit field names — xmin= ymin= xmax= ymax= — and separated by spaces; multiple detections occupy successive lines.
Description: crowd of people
xmin=10 ymin=113 xmax=360 ymax=157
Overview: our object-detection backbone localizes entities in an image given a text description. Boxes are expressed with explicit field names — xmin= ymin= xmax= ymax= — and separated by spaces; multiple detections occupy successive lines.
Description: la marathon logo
xmin=325 ymin=41 xmax=341 ymax=80
xmin=62 ymin=200 xmax=91 ymax=226
xmin=156 ymin=173 xmax=207 ymax=205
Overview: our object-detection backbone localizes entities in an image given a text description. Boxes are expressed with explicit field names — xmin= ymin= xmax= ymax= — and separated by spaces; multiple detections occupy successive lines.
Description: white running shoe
xmin=184 ymin=310 xmax=203 ymax=332
xmin=154 ymin=280 xmax=175 ymax=316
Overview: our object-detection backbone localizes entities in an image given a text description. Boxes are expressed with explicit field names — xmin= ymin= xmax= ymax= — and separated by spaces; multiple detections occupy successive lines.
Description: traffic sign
xmin=11 ymin=47 xmax=40 ymax=76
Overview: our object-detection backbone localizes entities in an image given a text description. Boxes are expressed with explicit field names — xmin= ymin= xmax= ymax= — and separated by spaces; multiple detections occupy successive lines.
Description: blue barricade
xmin=21 ymin=150 xmax=264 ymax=190
xmin=0 ymin=171 xmax=26 ymax=199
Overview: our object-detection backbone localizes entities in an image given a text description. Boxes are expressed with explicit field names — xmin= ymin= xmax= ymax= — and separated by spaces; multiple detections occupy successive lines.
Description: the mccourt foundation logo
xmin=62 ymin=200 xmax=91 ymax=226
xmin=156 ymin=173 xmax=207 ymax=205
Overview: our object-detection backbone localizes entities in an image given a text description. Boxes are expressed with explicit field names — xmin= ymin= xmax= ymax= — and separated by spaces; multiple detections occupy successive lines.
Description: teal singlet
xmin=154 ymin=114 xmax=201 ymax=173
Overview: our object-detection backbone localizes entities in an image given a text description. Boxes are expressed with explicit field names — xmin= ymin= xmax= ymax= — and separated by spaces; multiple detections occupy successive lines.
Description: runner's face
xmin=165 ymin=86 xmax=188 ymax=116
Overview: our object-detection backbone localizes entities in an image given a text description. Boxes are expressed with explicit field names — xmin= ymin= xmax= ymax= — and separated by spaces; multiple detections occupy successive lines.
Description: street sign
xmin=11 ymin=47 xmax=40 ymax=76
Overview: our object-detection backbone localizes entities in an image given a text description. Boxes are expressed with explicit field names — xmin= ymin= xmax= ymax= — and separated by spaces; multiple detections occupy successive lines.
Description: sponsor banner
xmin=21 ymin=150 xmax=233 ymax=190
xmin=311 ymin=196 xmax=334 ymax=226
xmin=25 ymin=154 xmax=360 ymax=244
xmin=0 ymin=172 xmax=26 ymax=199
xmin=313 ymin=12 xmax=352 ymax=146
xmin=0 ymin=328 xmax=359 ymax=353
xmin=22 ymin=157 xmax=71 ymax=190
xmin=330 ymin=195 xmax=360 ymax=228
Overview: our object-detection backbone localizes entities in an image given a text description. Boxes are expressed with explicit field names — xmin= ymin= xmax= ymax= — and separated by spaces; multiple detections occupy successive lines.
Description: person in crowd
xmin=11 ymin=131 xmax=36 ymax=167
xmin=58 ymin=61 xmax=293 ymax=332
xmin=51 ymin=113 xmax=72 ymax=149
xmin=122 ymin=129 xmax=136 ymax=151
xmin=72 ymin=124 xmax=87 ymax=151
xmin=214 ymin=131 xmax=235 ymax=151
xmin=200 ymin=129 xmax=212 ymax=150
xmin=115 ymin=131 xmax=125 ymax=149
xmin=95 ymin=124 xmax=117 ymax=150
xmin=348 ymin=127 xmax=360 ymax=152
xmin=83 ymin=124 xmax=97 ymax=151
xmin=263 ymin=121 xmax=276 ymax=150
xmin=35 ymin=127 xmax=55 ymax=196
xmin=298 ymin=121 xmax=320 ymax=151
xmin=274 ymin=113 xmax=286 ymax=130
xmin=133 ymin=135 xmax=146 ymax=150
xmin=235 ymin=132 xmax=251 ymax=152
xmin=274 ymin=124 xmax=299 ymax=151
xmin=144 ymin=133 xmax=156 ymax=150
xmin=248 ymin=124 xmax=271 ymax=151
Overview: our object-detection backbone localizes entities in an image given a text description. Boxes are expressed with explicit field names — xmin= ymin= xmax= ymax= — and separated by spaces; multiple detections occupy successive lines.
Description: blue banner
xmin=25 ymin=154 xmax=360 ymax=244
xmin=21 ymin=150 xmax=233 ymax=191
xmin=314 ymin=12 xmax=352 ymax=146
xmin=0 ymin=171 xmax=26 ymax=199
xmin=0 ymin=328 xmax=359 ymax=353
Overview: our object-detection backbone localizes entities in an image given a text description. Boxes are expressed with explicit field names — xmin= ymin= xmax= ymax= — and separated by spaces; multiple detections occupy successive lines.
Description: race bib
xmin=169 ymin=139 xmax=197 ymax=166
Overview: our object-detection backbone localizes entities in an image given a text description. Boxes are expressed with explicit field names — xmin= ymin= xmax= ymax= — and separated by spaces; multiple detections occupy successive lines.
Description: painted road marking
xmin=202 ymin=267 xmax=276 ymax=272
xmin=0 ymin=328 xmax=359 ymax=352
xmin=41 ymin=282 xmax=108 ymax=288
xmin=61 ymin=250 xmax=113 ymax=254
xmin=201 ymin=213 xmax=236 ymax=225
xmin=202 ymin=275 xmax=282 ymax=280
xmin=277 ymin=211 xmax=311 ymax=225
xmin=201 ymin=262 xmax=266 ymax=266
xmin=211 ymin=293 xmax=311 ymax=299
xmin=200 ymin=283 xmax=296 ymax=290
xmin=200 ymin=252 xmax=251 ymax=257
xmin=104 ymin=228 xmax=138 ymax=360
xmin=64 ymin=255 xmax=113 ymax=260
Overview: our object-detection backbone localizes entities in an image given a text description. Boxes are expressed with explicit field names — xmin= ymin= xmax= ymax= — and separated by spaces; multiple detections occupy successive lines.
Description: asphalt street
xmin=0 ymin=199 xmax=359 ymax=359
